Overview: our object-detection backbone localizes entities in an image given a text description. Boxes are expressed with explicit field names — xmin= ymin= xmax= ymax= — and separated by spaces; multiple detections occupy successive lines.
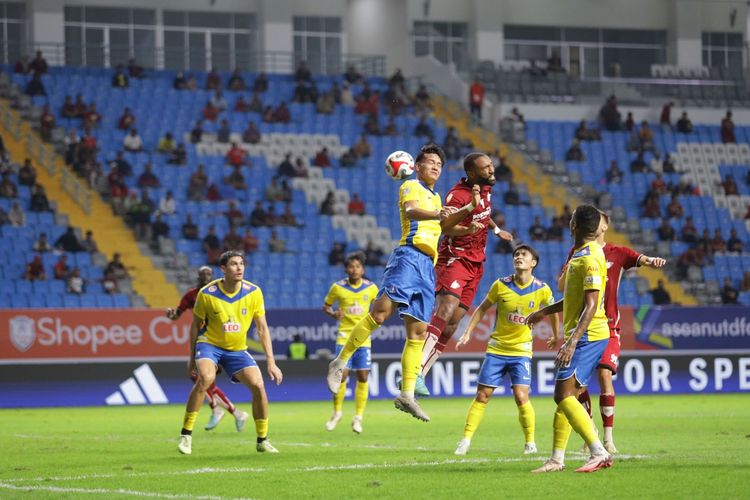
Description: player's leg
xmin=509 ymin=357 xmax=536 ymax=453
xmin=577 ymin=387 xmax=592 ymax=418
xmin=179 ymin=356 xmax=217 ymax=454
xmin=455 ymin=384 xmax=494 ymax=455
xmin=422 ymin=292 xmax=463 ymax=375
xmin=352 ymin=354 xmax=370 ymax=433
xmin=204 ymin=383 xmax=226 ymax=431
xmin=234 ymin=364 xmax=278 ymax=453
xmin=394 ymin=315 xmax=431 ymax=421
xmin=598 ymin=332 xmax=621 ymax=453
xmin=326 ymin=364 xmax=349 ymax=431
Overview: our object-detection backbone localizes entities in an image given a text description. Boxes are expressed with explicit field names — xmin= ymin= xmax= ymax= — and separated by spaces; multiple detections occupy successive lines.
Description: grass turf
xmin=1 ymin=394 xmax=748 ymax=499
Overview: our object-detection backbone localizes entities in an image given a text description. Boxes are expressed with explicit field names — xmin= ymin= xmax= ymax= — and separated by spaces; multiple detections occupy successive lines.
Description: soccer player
xmin=167 ymin=266 xmax=249 ymax=432
xmin=417 ymin=152 xmax=513 ymax=396
xmin=526 ymin=205 xmax=613 ymax=473
xmin=178 ymin=251 xmax=283 ymax=455
xmin=453 ymin=244 xmax=558 ymax=455
xmin=322 ymin=251 xmax=378 ymax=433
xmin=556 ymin=210 xmax=666 ymax=453
xmin=326 ymin=144 xmax=477 ymax=422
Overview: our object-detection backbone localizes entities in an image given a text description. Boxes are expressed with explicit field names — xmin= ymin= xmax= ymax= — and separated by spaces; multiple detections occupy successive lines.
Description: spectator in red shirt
xmin=721 ymin=111 xmax=735 ymax=143
xmin=73 ymin=94 xmax=88 ymax=118
xmin=243 ymin=228 xmax=259 ymax=253
xmin=469 ymin=78 xmax=485 ymax=122
xmin=138 ymin=164 xmax=160 ymax=189
xmin=272 ymin=102 xmax=291 ymax=123
xmin=24 ymin=255 xmax=46 ymax=281
xmin=40 ymin=105 xmax=56 ymax=142
xmin=84 ymin=104 xmax=102 ymax=128
xmin=206 ymin=68 xmax=221 ymax=91
xmin=666 ymin=194 xmax=684 ymax=218
xmin=117 ymin=107 xmax=135 ymax=130
xmin=711 ymin=229 xmax=727 ymax=253
xmin=651 ymin=173 xmax=667 ymax=194
xmin=203 ymin=101 xmax=219 ymax=121
xmin=721 ymin=174 xmax=738 ymax=195
xmin=348 ymin=193 xmax=366 ymax=215
xmin=660 ymin=101 xmax=674 ymax=130
xmin=54 ymin=254 xmax=70 ymax=280
xmin=234 ymin=95 xmax=249 ymax=112
xmin=313 ymin=147 xmax=331 ymax=167
xmin=226 ymin=143 xmax=247 ymax=168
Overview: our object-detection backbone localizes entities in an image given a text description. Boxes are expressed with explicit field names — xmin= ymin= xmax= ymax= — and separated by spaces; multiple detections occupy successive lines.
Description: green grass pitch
xmin=1 ymin=394 xmax=748 ymax=499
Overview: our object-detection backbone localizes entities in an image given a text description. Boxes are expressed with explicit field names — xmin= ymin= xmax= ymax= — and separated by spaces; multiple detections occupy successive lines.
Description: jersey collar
xmin=418 ymin=180 xmax=436 ymax=195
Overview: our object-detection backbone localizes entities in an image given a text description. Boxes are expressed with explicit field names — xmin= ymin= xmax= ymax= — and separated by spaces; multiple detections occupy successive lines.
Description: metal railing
xmin=26 ymin=131 xmax=56 ymax=177
xmin=1 ymin=42 xmax=386 ymax=77
xmin=0 ymin=102 xmax=21 ymax=141
xmin=60 ymin=167 xmax=92 ymax=216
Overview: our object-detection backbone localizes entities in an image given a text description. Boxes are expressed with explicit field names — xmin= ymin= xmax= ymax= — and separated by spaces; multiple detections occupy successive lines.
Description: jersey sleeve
xmin=177 ymin=291 xmax=192 ymax=313
xmin=582 ymin=256 xmax=604 ymax=291
xmin=541 ymin=284 xmax=556 ymax=307
xmin=486 ymin=280 xmax=500 ymax=305
xmin=253 ymin=289 xmax=266 ymax=319
xmin=444 ymin=188 xmax=468 ymax=209
xmin=399 ymin=180 xmax=421 ymax=207
xmin=620 ymin=245 xmax=643 ymax=270
xmin=323 ymin=283 xmax=338 ymax=306
xmin=192 ymin=291 xmax=207 ymax=320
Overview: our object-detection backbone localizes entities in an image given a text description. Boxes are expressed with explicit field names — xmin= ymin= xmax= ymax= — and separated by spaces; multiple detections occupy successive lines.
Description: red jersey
xmin=438 ymin=179 xmax=493 ymax=263
xmin=177 ymin=287 xmax=200 ymax=314
xmin=562 ymin=243 xmax=641 ymax=330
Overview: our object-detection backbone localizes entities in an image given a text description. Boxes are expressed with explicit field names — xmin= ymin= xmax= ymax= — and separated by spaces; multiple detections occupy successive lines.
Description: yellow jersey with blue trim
xmin=563 ymin=241 xmax=609 ymax=342
xmin=398 ymin=179 xmax=442 ymax=262
xmin=193 ymin=278 xmax=265 ymax=351
xmin=324 ymin=279 xmax=378 ymax=347
xmin=486 ymin=275 xmax=555 ymax=357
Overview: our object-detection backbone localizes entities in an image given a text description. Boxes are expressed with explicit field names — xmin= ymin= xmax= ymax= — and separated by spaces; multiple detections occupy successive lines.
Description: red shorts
xmin=434 ymin=255 xmax=484 ymax=310
xmin=597 ymin=328 xmax=621 ymax=373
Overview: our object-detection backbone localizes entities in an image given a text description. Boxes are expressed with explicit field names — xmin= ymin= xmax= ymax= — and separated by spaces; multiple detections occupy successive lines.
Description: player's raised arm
xmin=440 ymin=184 xmax=481 ymax=231
xmin=403 ymin=199 xmax=443 ymax=221
xmin=487 ymin=218 xmax=513 ymax=240
xmin=254 ymin=314 xmax=283 ymax=385
xmin=456 ymin=296 xmax=493 ymax=348
xmin=166 ymin=307 xmax=181 ymax=320
xmin=443 ymin=220 xmax=484 ymax=237
xmin=525 ymin=298 xmax=564 ymax=327
xmin=640 ymin=255 xmax=667 ymax=268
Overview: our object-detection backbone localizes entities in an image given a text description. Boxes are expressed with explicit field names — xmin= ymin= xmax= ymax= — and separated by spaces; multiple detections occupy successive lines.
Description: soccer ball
xmin=384 ymin=150 xmax=415 ymax=180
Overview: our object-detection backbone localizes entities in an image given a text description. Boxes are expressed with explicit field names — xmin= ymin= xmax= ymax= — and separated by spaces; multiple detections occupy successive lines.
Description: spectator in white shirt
xmin=158 ymin=190 xmax=177 ymax=215
xmin=123 ymin=128 xmax=143 ymax=152
xmin=67 ymin=267 xmax=84 ymax=294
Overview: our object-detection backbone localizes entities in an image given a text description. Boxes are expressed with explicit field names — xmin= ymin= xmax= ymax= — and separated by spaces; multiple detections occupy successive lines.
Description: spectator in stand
xmin=295 ymin=61 xmax=312 ymax=82
xmin=328 ymin=242 xmax=346 ymax=266
xmin=599 ymin=94 xmax=622 ymax=131
xmin=25 ymin=72 xmax=46 ymax=96
xmin=84 ymin=103 xmax=102 ymax=128
xmin=650 ymin=280 xmax=672 ymax=305
xmin=469 ymin=77 xmax=484 ymax=122
xmin=24 ymin=255 xmax=46 ymax=281
xmin=112 ymin=65 xmax=129 ymax=88
xmin=575 ymin=120 xmax=601 ymax=141
xmin=414 ymin=116 xmax=434 ymax=139
xmin=642 ymin=191 xmax=661 ymax=218
xmin=680 ymin=216 xmax=698 ymax=243
xmin=276 ymin=153 xmax=296 ymax=179
xmin=721 ymin=174 xmax=738 ymax=195
xmin=494 ymin=154 xmax=513 ymax=183
xmin=227 ymin=68 xmax=246 ymax=91
xmin=157 ymin=132 xmax=175 ymax=154
xmin=504 ymin=183 xmax=522 ymax=206
xmin=67 ymin=268 xmax=84 ymax=294
xmin=727 ymin=229 xmax=744 ymax=253
xmin=206 ymin=183 xmax=223 ymax=202
xmin=225 ymin=165 xmax=247 ymax=190
xmin=234 ymin=95 xmax=249 ymax=112
xmin=55 ymin=226 xmax=82 ymax=252
xmin=40 ymin=105 xmax=56 ymax=141
xmin=202 ymin=225 xmax=222 ymax=264
xmin=18 ymin=158 xmax=37 ymax=186
xmin=630 ymin=151 xmax=648 ymax=173
xmin=547 ymin=52 xmax=563 ymax=72
xmin=248 ymin=92 xmax=264 ymax=113
xmin=80 ymin=230 xmax=97 ymax=253
xmin=202 ymin=100 xmax=219 ymax=121
xmin=340 ymin=82 xmax=354 ymax=106
xmin=660 ymin=102 xmax=674 ymax=130
xmin=269 ymin=230 xmax=287 ymax=253
xmin=242 ymin=121 xmax=261 ymax=144
xmin=414 ymin=84 xmax=432 ymax=111
xmin=720 ymin=277 xmax=739 ymax=304
xmin=265 ymin=204 xmax=279 ymax=226
xmin=740 ymin=271 xmax=750 ymax=292
xmin=217 ymin=119 xmax=231 ymax=143
xmin=528 ymin=216 xmax=547 ymax=241
xmin=29 ymin=184 xmax=51 ymax=212
xmin=128 ymin=190 xmax=156 ymax=239
xmin=253 ymin=72 xmax=269 ymax=93
xmin=265 ymin=179 xmax=286 ymax=202
xmin=721 ymin=111 xmax=735 ymax=143
xmin=639 ymin=121 xmax=656 ymax=152
xmin=223 ymin=227 xmax=243 ymax=252
xmin=54 ymin=254 xmax=70 ymax=280
xmin=605 ymin=160 xmax=623 ymax=184
xmin=8 ymin=201 xmax=24 ymax=226
xmin=110 ymin=151 xmax=133 ymax=177
xmin=676 ymin=112 xmax=693 ymax=134
xmin=73 ymin=94 xmax=88 ymax=118
xmin=105 ymin=252 xmax=129 ymax=280
xmin=158 ymin=190 xmax=176 ymax=216
xmin=226 ymin=142 xmax=247 ymax=168
xmin=364 ymin=113 xmax=381 ymax=136
xmin=206 ymin=68 xmax=221 ymax=90
xmin=33 ymin=232 xmax=51 ymax=252
xmin=666 ymin=194 xmax=684 ymax=218
xmin=651 ymin=172 xmax=667 ymax=194
xmin=658 ymin=218 xmax=676 ymax=241
xmin=384 ymin=117 xmax=398 ymax=136
xmin=313 ymin=147 xmax=331 ymax=167
xmin=365 ymin=241 xmax=385 ymax=266
xmin=279 ymin=203 xmax=301 ymax=227
xmin=224 ymin=200 xmax=244 ymax=228
xmin=61 ymin=95 xmax=76 ymax=118
xmin=320 ymin=190 xmax=335 ymax=215
xmin=187 ymin=165 xmax=208 ymax=201
xmin=352 ymin=134 xmax=372 ymax=158
xmin=1 ymin=172 xmax=17 ymax=198
xmin=138 ymin=163 xmax=160 ymax=188
xmin=250 ymin=201 xmax=268 ymax=227
xmin=102 ymin=271 xmax=119 ymax=294
xmin=168 ymin=143 xmax=187 ymax=165
xmin=243 ymin=228 xmax=259 ymax=254
xmin=127 ymin=58 xmax=144 ymax=78
xmin=272 ymin=101 xmax=291 ymax=123
xmin=29 ymin=50 xmax=48 ymax=74
xmin=662 ymin=154 xmax=677 ymax=173
xmin=710 ymin=229 xmax=727 ymax=253
xmin=546 ymin=217 xmax=565 ymax=241
xmin=565 ymin=139 xmax=584 ymax=161
xmin=624 ymin=112 xmax=635 ymax=132
xmin=123 ymin=129 xmax=143 ymax=152
xmin=173 ymin=72 xmax=187 ymax=90
xmin=348 ymin=193 xmax=366 ymax=215
xmin=346 ymin=65 xmax=365 ymax=84
xmin=190 ymin=121 xmax=204 ymax=144
xmin=182 ymin=214 xmax=199 ymax=240
xmin=317 ymin=90 xmax=336 ymax=115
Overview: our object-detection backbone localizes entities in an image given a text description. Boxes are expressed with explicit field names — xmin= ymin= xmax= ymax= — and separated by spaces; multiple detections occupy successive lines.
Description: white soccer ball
xmin=384 ymin=150 xmax=415 ymax=180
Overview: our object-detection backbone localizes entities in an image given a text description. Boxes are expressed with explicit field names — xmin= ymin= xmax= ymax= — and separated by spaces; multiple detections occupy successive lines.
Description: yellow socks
xmin=339 ymin=315 xmax=380 ymax=362
xmin=558 ymin=396 xmax=598 ymax=446
xmin=354 ymin=381 xmax=368 ymax=416
xmin=255 ymin=418 xmax=269 ymax=439
xmin=400 ymin=338 xmax=425 ymax=396
xmin=517 ymin=401 xmax=536 ymax=445
xmin=552 ymin=407 xmax=572 ymax=454
xmin=463 ymin=400 xmax=487 ymax=439
xmin=182 ymin=411 xmax=198 ymax=434
xmin=333 ymin=381 xmax=346 ymax=413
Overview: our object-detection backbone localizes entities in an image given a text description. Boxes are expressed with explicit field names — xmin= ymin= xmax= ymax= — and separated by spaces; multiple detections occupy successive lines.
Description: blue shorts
xmin=478 ymin=353 xmax=532 ymax=387
xmin=195 ymin=342 xmax=258 ymax=383
xmin=334 ymin=344 xmax=371 ymax=371
xmin=555 ymin=335 xmax=608 ymax=387
xmin=377 ymin=245 xmax=435 ymax=324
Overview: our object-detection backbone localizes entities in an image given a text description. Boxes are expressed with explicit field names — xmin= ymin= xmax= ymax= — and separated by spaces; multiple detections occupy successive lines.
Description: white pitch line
xmin=0 ymin=482 xmax=224 ymax=499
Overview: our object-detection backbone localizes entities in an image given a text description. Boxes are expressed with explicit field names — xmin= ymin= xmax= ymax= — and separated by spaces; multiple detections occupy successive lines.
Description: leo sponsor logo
xmin=507 ymin=312 xmax=526 ymax=324
xmin=348 ymin=305 xmax=364 ymax=315
xmin=9 ymin=315 xmax=36 ymax=352
xmin=223 ymin=321 xmax=242 ymax=333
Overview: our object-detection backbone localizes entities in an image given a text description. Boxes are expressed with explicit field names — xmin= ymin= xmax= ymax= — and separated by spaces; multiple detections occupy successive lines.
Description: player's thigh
xmin=222 ymin=350 xmax=262 ymax=388
xmin=195 ymin=358 xmax=217 ymax=386
xmin=433 ymin=291 xmax=461 ymax=322
xmin=478 ymin=354 xmax=509 ymax=389
xmin=234 ymin=365 xmax=264 ymax=391
xmin=370 ymin=293 xmax=396 ymax=323
xmin=508 ymin=357 xmax=532 ymax=403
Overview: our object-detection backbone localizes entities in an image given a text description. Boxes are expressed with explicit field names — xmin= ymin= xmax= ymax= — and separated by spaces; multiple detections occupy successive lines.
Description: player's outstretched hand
xmin=495 ymin=228 xmax=513 ymax=241
xmin=554 ymin=338 xmax=577 ymax=368
xmin=546 ymin=335 xmax=558 ymax=350
xmin=166 ymin=308 xmax=179 ymax=320
xmin=333 ymin=310 xmax=344 ymax=320
xmin=455 ymin=331 xmax=472 ymax=350
xmin=525 ymin=310 xmax=545 ymax=327
xmin=268 ymin=363 xmax=283 ymax=385
xmin=439 ymin=205 xmax=459 ymax=221
xmin=649 ymin=256 xmax=667 ymax=268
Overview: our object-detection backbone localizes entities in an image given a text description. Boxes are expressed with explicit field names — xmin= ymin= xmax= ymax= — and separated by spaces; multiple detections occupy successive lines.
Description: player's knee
xmin=356 ymin=371 xmax=369 ymax=383
xmin=370 ymin=309 xmax=388 ymax=324
xmin=196 ymin=374 xmax=215 ymax=390
xmin=512 ymin=388 xmax=529 ymax=406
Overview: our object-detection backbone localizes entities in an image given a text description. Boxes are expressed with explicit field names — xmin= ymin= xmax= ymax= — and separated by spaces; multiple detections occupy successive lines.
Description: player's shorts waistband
xmin=399 ymin=244 xmax=434 ymax=261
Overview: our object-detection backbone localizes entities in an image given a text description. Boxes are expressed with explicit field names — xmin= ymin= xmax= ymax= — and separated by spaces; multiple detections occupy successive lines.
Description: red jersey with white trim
xmin=562 ymin=243 xmax=641 ymax=330
xmin=437 ymin=179 xmax=493 ymax=263
xmin=177 ymin=287 xmax=200 ymax=314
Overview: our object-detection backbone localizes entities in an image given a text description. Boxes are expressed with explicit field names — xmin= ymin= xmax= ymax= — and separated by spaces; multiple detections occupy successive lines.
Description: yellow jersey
xmin=324 ymin=279 xmax=378 ymax=347
xmin=563 ymin=241 xmax=609 ymax=342
xmin=398 ymin=179 xmax=442 ymax=262
xmin=486 ymin=275 xmax=555 ymax=357
xmin=193 ymin=278 xmax=265 ymax=351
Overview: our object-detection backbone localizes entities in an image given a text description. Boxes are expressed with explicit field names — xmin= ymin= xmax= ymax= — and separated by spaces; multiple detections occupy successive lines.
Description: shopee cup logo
xmin=223 ymin=322 xmax=241 ymax=333
xmin=9 ymin=315 xmax=36 ymax=352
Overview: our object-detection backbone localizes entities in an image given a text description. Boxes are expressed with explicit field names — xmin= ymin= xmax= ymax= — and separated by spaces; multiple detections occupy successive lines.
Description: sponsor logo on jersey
xmin=450 ymin=280 xmax=460 ymax=289
xmin=208 ymin=285 xmax=217 ymax=292
xmin=222 ymin=321 xmax=241 ymax=333
xmin=607 ymin=261 xmax=615 ymax=269
xmin=507 ymin=312 xmax=526 ymax=324
xmin=528 ymin=301 xmax=535 ymax=309
xmin=584 ymin=275 xmax=602 ymax=286
xmin=242 ymin=283 xmax=251 ymax=290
